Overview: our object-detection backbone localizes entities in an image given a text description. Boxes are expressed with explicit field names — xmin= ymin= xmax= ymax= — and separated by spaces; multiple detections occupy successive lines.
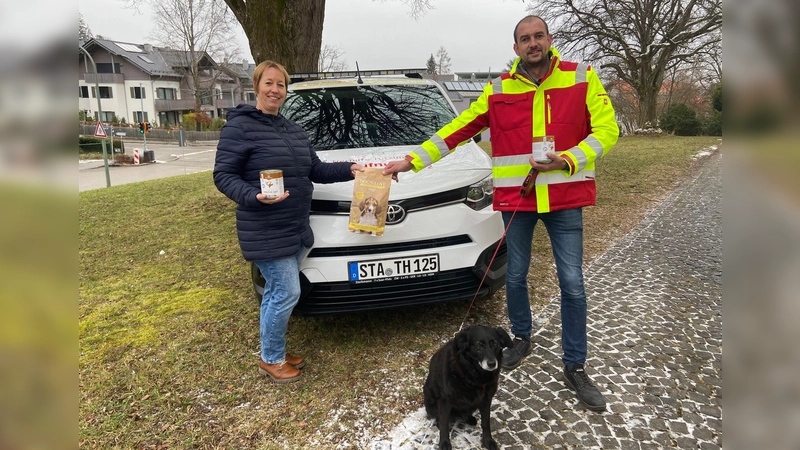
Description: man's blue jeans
xmin=502 ymin=208 xmax=587 ymax=367
xmin=254 ymin=248 xmax=303 ymax=365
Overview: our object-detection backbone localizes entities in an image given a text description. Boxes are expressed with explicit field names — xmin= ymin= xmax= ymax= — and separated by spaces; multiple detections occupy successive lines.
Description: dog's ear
xmin=359 ymin=199 xmax=365 ymax=211
xmin=454 ymin=328 xmax=470 ymax=353
xmin=495 ymin=327 xmax=513 ymax=349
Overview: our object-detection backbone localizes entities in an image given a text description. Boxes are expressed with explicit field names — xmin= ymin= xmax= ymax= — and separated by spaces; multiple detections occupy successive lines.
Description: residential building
xmin=79 ymin=38 xmax=256 ymax=128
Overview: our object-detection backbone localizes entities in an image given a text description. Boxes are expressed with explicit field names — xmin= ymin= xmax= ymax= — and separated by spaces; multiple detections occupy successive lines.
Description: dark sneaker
xmin=563 ymin=364 xmax=606 ymax=412
xmin=501 ymin=336 xmax=531 ymax=370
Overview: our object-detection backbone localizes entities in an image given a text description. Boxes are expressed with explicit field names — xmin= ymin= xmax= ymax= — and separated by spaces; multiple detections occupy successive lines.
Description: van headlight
xmin=465 ymin=177 xmax=493 ymax=210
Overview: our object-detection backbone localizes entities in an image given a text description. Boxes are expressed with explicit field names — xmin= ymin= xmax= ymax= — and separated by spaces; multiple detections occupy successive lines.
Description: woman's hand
xmin=350 ymin=163 xmax=365 ymax=178
xmin=257 ymin=191 xmax=289 ymax=204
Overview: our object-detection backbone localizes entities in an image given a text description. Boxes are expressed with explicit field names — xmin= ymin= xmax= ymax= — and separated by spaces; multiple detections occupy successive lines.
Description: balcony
xmin=154 ymin=98 xmax=197 ymax=111
xmin=83 ymin=73 xmax=125 ymax=84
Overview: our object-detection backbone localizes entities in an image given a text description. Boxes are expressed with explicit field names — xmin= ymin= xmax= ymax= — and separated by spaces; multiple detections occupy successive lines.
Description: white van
xmin=252 ymin=73 xmax=507 ymax=314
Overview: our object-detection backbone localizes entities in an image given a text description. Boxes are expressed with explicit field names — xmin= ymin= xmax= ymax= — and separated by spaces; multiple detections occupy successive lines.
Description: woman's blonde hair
xmin=252 ymin=60 xmax=291 ymax=93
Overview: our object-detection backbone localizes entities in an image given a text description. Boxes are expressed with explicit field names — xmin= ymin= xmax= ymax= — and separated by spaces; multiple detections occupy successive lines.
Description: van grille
xmin=294 ymin=268 xmax=491 ymax=315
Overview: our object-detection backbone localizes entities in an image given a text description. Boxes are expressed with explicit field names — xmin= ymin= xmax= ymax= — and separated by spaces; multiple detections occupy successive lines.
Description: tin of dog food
xmin=532 ymin=136 xmax=555 ymax=163
xmin=260 ymin=169 xmax=284 ymax=199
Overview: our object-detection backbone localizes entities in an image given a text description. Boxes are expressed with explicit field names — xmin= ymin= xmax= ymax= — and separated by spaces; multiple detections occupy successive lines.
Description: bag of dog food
xmin=349 ymin=168 xmax=392 ymax=236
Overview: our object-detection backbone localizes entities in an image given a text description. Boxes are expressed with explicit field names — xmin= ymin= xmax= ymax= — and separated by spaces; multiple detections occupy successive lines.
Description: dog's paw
xmin=438 ymin=440 xmax=452 ymax=450
xmin=481 ymin=436 xmax=498 ymax=450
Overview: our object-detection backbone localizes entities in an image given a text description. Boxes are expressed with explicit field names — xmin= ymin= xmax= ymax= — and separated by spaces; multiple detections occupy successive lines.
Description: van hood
xmin=314 ymin=142 xmax=492 ymax=201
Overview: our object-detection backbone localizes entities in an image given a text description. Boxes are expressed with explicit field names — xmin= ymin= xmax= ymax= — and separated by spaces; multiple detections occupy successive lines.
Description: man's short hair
xmin=513 ymin=15 xmax=550 ymax=43
xmin=252 ymin=60 xmax=291 ymax=93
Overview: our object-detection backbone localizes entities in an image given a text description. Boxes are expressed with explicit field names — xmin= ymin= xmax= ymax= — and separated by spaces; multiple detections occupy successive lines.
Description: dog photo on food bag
xmin=349 ymin=168 xmax=391 ymax=236
xmin=424 ymin=326 xmax=513 ymax=450
xmin=356 ymin=197 xmax=380 ymax=226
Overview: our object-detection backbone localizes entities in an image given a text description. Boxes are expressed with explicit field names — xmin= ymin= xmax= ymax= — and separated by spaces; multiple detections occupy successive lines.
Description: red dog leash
xmin=457 ymin=168 xmax=538 ymax=332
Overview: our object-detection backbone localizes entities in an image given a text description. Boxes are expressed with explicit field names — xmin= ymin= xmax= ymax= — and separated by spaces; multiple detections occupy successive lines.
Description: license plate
xmin=348 ymin=254 xmax=439 ymax=284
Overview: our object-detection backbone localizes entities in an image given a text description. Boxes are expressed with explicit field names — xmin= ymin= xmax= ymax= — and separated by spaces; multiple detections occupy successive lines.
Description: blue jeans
xmin=254 ymin=247 xmax=304 ymax=365
xmin=502 ymin=208 xmax=587 ymax=367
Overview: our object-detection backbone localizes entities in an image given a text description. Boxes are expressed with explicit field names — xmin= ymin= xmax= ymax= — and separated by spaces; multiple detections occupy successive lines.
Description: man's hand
xmin=382 ymin=160 xmax=413 ymax=182
xmin=529 ymin=152 xmax=570 ymax=172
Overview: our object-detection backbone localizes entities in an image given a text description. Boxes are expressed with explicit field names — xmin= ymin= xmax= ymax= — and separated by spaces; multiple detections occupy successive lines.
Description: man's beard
xmin=521 ymin=50 xmax=549 ymax=71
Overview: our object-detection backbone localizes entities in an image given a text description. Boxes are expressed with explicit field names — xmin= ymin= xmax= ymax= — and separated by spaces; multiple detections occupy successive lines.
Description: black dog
xmin=423 ymin=326 xmax=513 ymax=450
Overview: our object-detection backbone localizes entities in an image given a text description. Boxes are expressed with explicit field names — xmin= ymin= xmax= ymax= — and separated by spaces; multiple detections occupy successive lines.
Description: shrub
xmin=702 ymin=110 xmax=722 ymax=136
xmin=210 ymin=117 xmax=226 ymax=131
xmin=711 ymin=82 xmax=722 ymax=112
xmin=183 ymin=112 xmax=213 ymax=131
xmin=79 ymin=136 xmax=125 ymax=154
xmin=660 ymin=103 xmax=701 ymax=136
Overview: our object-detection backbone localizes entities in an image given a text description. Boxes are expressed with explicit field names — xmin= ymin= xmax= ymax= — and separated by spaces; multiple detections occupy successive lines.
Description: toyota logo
xmin=385 ymin=204 xmax=406 ymax=224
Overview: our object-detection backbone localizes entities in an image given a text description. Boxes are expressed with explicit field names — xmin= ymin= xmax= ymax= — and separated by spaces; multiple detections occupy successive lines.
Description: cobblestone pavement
xmin=375 ymin=150 xmax=722 ymax=449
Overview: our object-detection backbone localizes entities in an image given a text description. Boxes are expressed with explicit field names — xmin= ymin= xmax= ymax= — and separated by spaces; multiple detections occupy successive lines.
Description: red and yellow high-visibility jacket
xmin=407 ymin=47 xmax=619 ymax=213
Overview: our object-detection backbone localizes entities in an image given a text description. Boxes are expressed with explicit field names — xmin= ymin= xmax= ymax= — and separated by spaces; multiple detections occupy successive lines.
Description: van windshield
xmin=281 ymin=84 xmax=457 ymax=150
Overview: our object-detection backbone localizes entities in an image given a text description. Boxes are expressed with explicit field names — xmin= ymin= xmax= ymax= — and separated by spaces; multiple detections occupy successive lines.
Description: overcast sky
xmin=77 ymin=0 xmax=531 ymax=74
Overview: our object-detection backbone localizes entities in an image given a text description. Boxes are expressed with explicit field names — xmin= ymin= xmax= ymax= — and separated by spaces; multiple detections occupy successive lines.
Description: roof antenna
xmin=355 ymin=61 xmax=364 ymax=84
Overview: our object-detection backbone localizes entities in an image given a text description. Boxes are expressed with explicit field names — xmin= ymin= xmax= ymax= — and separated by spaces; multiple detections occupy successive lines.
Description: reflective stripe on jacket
xmin=407 ymin=47 xmax=619 ymax=213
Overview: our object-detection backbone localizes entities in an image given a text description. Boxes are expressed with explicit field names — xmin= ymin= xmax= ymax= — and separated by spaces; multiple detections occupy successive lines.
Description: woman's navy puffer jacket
xmin=213 ymin=104 xmax=353 ymax=262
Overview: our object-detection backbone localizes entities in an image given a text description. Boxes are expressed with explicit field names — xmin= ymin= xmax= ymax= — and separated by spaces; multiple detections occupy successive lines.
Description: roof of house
xmin=218 ymin=61 xmax=256 ymax=84
xmin=81 ymin=38 xmax=227 ymax=79
xmin=82 ymin=38 xmax=180 ymax=76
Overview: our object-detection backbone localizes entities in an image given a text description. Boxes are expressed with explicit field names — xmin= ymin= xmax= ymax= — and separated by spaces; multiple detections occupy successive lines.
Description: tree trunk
xmin=637 ymin=88 xmax=658 ymax=128
xmin=230 ymin=0 xmax=326 ymax=73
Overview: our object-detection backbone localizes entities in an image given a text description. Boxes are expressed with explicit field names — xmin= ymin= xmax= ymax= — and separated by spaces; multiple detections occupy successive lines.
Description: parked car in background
xmin=252 ymin=71 xmax=507 ymax=314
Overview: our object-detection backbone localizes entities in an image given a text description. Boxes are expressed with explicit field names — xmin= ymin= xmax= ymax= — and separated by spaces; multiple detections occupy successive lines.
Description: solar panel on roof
xmin=116 ymin=42 xmax=142 ymax=53
xmin=139 ymin=55 xmax=154 ymax=64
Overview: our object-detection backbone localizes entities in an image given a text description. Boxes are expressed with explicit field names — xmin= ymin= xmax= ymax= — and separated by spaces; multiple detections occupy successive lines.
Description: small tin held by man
xmin=260 ymin=169 xmax=284 ymax=199
xmin=532 ymin=135 xmax=555 ymax=163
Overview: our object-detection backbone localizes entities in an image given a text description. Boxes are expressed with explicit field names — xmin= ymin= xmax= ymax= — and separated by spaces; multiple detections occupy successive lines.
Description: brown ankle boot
xmin=285 ymin=353 xmax=305 ymax=369
xmin=258 ymin=360 xmax=301 ymax=383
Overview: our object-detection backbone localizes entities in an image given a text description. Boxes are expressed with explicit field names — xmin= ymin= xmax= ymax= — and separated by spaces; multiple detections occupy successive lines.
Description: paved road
xmin=373 ymin=149 xmax=722 ymax=449
xmin=78 ymin=141 xmax=218 ymax=192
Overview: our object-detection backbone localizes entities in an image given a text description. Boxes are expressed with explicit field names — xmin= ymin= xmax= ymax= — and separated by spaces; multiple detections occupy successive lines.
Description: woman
xmin=214 ymin=61 xmax=362 ymax=383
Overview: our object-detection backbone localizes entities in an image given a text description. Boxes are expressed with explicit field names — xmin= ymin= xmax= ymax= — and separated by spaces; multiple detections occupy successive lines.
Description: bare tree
xmin=318 ymin=44 xmax=348 ymax=72
xmin=435 ymin=46 xmax=452 ymax=75
xmin=150 ymin=0 xmax=240 ymax=125
xmin=79 ymin=14 xmax=93 ymax=43
xmin=529 ymin=0 xmax=721 ymax=127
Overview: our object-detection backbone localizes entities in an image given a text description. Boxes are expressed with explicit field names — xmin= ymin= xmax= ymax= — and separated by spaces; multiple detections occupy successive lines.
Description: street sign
xmin=94 ymin=121 xmax=107 ymax=138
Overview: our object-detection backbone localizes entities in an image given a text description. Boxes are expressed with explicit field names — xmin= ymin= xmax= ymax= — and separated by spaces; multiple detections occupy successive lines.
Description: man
xmin=383 ymin=15 xmax=618 ymax=411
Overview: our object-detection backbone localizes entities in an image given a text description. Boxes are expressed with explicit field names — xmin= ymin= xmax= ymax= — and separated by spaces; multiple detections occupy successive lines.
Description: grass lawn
xmin=79 ymin=135 xmax=721 ymax=449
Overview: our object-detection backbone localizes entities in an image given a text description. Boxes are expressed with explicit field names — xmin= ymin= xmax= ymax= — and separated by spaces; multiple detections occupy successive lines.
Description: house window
xmin=79 ymin=86 xmax=89 ymax=98
xmin=133 ymin=111 xmax=149 ymax=123
xmin=247 ymin=92 xmax=256 ymax=101
xmin=156 ymin=87 xmax=176 ymax=100
xmin=97 ymin=63 xmax=121 ymax=73
xmin=93 ymin=111 xmax=116 ymax=122
xmin=91 ymin=86 xmax=113 ymax=98
xmin=130 ymin=86 xmax=146 ymax=99
xmin=199 ymin=89 xmax=213 ymax=105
